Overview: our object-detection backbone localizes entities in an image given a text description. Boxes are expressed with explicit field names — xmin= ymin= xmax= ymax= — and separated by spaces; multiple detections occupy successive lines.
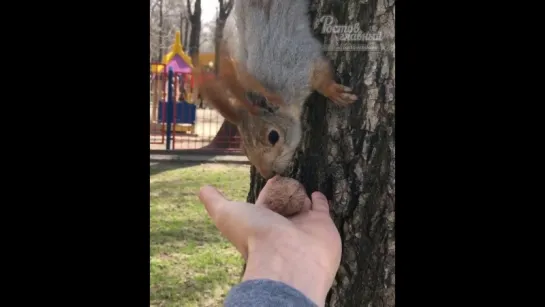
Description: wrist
xmin=242 ymin=244 xmax=331 ymax=307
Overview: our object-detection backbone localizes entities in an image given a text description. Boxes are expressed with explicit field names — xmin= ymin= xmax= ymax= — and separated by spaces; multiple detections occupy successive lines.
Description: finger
xmin=198 ymin=185 xmax=258 ymax=258
xmin=311 ymin=191 xmax=330 ymax=213
xmin=198 ymin=185 xmax=229 ymax=222
xmin=199 ymin=185 xmax=251 ymax=235
xmin=199 ymin=185 xmax=260 ymax=229
xmin=255 ymin=175 xmax=280 ymax=208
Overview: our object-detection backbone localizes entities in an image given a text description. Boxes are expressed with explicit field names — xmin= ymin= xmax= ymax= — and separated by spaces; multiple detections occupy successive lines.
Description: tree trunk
xmin=157 ymin=0 xmax=164 ymax=62
xmin=206 ymin=120 xmax=240 ymax=150
xmin=180 ymin=13 xmax=187 ymax=50
xmin=183 ymin=18 xmax=190 ymax=52
xmin=188 ymin=0 xmax=202 ymax=59
xmin=214 ymin=18 xmax=225 ymax=75
xmin=205 ymin=0 xmax=236 ymax=150
xmin=246 ymin=0 xmax=395 ymax=306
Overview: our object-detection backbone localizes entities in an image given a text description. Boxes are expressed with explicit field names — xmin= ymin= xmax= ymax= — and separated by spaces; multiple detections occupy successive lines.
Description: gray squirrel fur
xmin=199 ymin=0 xmax=357 ymax=179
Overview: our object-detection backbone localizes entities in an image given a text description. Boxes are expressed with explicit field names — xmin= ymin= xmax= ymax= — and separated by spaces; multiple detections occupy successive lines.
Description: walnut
xmin=258 ymin=176 xmax=308 ymax=217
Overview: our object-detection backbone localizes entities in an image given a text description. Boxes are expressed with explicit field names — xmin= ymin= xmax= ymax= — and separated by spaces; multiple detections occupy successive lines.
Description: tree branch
xmin=224 ymin=0 xmax=233 ymax=16
xmin=217 ymin=0 xmax=233 ymax=20
xmin=186 ymin=0 xmax=193 ymax=17
xmin=150 ymin=0 xmax=160 ymax=11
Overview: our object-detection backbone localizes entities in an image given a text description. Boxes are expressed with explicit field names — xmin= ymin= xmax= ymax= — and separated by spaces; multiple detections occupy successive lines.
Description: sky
xmin=201 ymin=1 xmax=219 ymax=23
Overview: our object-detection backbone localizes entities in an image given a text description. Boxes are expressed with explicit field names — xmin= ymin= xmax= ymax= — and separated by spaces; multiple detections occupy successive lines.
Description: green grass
xmin=150 ymin=162 xmax=250 ymax=307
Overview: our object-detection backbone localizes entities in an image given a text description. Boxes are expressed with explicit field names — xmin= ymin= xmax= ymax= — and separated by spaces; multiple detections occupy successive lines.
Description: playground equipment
xmin=150 ymin=31 xmax=196 ymax=135
xmin=149 ymin=32 xmax=242 ymax=152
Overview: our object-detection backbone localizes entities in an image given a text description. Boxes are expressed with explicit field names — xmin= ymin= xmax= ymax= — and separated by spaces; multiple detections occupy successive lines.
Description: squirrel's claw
xmin=327 ymin=83 xmax=358 ymax=106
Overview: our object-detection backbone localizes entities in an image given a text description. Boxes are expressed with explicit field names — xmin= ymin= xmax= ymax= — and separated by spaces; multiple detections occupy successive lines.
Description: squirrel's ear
xmin=193 ymin=68 xmax=242 ymax=125
xmin=245 ymin=91 xmax=278 ymax=114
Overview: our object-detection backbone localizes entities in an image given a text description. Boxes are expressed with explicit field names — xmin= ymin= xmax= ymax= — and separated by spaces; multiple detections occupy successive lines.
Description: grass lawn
xmin=150 ymin=162 xmax=250 ymax=307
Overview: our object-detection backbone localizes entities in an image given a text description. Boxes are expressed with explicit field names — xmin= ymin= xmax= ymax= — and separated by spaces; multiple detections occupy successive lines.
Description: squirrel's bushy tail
xmin=189 ymin=54 xmax=203 ymax=88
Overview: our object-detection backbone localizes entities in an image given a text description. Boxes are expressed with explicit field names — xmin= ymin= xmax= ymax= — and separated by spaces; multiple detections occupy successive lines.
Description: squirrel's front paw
xmin=325 ymin=82 xmax=358 ymax=106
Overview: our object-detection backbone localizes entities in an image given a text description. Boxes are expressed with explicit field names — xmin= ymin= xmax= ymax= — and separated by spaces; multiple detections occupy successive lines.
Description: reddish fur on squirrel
xmin=259 ymin=176 xmax=307 ymax=217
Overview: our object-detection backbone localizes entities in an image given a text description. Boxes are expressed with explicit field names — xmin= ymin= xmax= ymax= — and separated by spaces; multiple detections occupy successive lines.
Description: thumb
xmin=199 ymin=185 xmax=247 ymax=233
xmin=198 ymin=185 xmax=259 ymax=259
xmin=311 ymin=191 xmax=330 ymax=213
xmin=198 ymin=185 xmax=229 ymax=223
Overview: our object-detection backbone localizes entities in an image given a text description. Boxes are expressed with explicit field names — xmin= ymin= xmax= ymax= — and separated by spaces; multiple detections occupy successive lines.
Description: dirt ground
xmin=150 ymin=108 xmax=233 ymax=150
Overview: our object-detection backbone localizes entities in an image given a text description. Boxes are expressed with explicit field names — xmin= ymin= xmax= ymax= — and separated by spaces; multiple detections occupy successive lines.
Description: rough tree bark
xmin=246 ymin=0 xmax=395 ymax=306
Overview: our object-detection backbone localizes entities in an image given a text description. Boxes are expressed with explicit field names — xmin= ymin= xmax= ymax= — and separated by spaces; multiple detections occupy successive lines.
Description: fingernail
xmin=199 ymin=185 xmax=219 ymax=197
xmin=200 ymin=184 xmax=214 ymax=192
xmin=312 ymin=191 xmax=327 ymax=201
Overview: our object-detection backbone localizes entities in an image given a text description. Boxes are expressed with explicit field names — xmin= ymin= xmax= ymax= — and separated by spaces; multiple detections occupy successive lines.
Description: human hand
xmin=198 ymin=179 xmax=342 ymax=307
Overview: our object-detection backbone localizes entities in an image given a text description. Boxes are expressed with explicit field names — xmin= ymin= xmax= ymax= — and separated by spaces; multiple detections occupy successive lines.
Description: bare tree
xmin=186 ymin=0 xmax=202 ymax=60
xmin=246 ymin=1 xmax=395 ymax=307
xmin=150 ymin=0 xmax=188 ymax=61
xmin=180 ymin=10 xmax=191 ymax=52
xmin=202 ymin=0 xmax=239 ymax=149
xmin=157 ymin=0 xmax=164 ymax=62
xmin=200 ymin=21 xmax=216 ymax=53
xmin=214 ymin=0 xmax=233 ymax=75
xmin=180 ymin=6 xmax=189 ymax=50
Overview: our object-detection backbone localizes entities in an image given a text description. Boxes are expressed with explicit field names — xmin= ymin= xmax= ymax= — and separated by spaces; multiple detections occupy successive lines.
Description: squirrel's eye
xmin=268 ymin=130 xmax=279 ymax=145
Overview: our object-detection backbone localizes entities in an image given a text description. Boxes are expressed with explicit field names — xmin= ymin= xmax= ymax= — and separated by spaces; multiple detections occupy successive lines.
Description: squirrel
xmin=193 ymin=0 xmax=357 ymax=179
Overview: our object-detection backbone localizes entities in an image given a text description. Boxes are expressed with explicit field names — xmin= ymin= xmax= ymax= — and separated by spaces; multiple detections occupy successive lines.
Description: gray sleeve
xmin=224 ymin=279 xmax=318 ymax=307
